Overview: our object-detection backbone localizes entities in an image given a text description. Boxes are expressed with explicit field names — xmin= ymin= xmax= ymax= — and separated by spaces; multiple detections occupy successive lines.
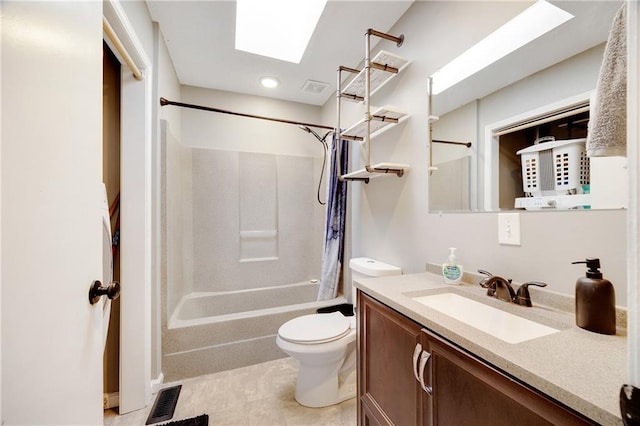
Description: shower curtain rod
xmin=432 ymin=139 xmax=472 ymax=148
xmin=159 ymin=98 xmax=335 ymax=131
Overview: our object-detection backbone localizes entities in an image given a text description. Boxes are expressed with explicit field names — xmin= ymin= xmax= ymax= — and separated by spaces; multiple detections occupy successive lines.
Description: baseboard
xmin=103 ymin=392 xmax=119 ymax=409
xmin=150 ymin=372 xmax=165 ymax=394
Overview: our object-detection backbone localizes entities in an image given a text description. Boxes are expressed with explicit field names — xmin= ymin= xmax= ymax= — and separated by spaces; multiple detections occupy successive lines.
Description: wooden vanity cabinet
xmin=357 ymin=291 xmax=595 ymax=426
xmin=425 ymin=328 xmax=594 ymax=425
xmin=357 ymin=290 xmax=426 ymax=425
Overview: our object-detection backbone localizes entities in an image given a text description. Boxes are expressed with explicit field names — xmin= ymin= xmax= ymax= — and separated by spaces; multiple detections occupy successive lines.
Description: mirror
xmin=428 ymin=1 xmax=627 ymax=213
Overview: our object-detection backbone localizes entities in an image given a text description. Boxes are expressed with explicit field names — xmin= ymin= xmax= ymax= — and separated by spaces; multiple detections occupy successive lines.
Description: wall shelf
xmin=341 ymin=50 xmax=410 ymax=102
xmin=342 ymin=106 xmax=409 ymax=141
xmin=341 ymin=163 xmax=410 ymax=183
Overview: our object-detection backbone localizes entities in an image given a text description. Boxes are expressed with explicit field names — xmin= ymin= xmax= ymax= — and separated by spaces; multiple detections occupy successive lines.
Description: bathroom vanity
xmin=355 ymin=272 xmax=626 ymax=425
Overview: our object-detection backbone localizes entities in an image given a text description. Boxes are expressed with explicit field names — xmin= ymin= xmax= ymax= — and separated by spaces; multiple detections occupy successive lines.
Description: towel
xmin=587 ymin=3 xmax=627 ymax=157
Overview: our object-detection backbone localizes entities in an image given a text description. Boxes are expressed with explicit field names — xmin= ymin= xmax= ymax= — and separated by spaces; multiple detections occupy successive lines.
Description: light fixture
xmin=430 ymin=0 xmax=574 ymax=95
xmin=235 ymin=0 xmax=327 ymax=64
xmin=260 ymin=76 xmax=279 ymax=89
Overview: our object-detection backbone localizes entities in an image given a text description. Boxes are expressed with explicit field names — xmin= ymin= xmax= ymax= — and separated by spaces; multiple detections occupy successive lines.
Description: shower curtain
xmin=318 ymin=134 xmax=349 ymax=301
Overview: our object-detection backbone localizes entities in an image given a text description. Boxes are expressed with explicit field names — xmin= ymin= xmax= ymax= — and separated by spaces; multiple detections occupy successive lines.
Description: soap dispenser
xmin=442 ymin=247 xmax=463 ymax=285
xmin=572 ymin=258 xmax=616 ymax=335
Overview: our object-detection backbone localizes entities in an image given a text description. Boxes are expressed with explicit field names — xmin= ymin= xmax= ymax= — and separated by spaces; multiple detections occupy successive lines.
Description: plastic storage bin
xmin=517 ymin=138 xmax=589 ymax=197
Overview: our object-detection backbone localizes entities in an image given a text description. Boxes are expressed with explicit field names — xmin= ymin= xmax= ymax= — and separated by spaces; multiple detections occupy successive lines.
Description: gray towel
xmin=587 ymin=3 xmax=627 ymax=157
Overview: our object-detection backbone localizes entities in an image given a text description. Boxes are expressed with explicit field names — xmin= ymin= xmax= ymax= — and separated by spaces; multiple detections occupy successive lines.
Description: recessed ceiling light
xmin=235 ymin=0 xmax=327 ymax=64
xmin=430 ymin=0 xmax=574 ymax=95
xmin=260 ymin=77 xmax=279 ymax=89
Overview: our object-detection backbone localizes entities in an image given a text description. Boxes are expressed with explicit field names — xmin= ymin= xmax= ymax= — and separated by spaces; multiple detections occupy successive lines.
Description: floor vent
xmin=146 ymin=384 xmax=182 ymax=425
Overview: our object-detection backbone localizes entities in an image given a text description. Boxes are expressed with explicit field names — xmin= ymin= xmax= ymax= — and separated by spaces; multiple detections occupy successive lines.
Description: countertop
xmin=355 ymin=272 xmax=627 ymax=425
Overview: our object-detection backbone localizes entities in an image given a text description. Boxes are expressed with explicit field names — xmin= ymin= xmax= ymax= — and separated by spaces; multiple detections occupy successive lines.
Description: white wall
xmin=155 ymin=23 xmax=182 ymax=386
xmin=477 ymin=45 xmax=603 ymax=127
xmin=323 ymin=1 xmax=628 ymax=306
xmin=181 ymin=86 xmax=325 ymax=157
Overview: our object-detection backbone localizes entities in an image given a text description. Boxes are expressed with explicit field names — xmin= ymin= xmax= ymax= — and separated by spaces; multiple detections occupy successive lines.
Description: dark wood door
xmin=358 ymin=291 xmax=427 ymax=426
xmin=424 ymin=329 xmax=594 ymax=426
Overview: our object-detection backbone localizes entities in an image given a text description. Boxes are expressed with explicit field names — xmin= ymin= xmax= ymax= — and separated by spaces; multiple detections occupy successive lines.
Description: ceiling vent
xmin=301 ymin=80 xmax=330 ymax=94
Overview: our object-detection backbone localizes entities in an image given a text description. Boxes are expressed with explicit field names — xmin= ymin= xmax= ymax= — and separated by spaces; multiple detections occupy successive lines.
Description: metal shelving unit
xmin=336 ymin=29 xmax=410 ymax=183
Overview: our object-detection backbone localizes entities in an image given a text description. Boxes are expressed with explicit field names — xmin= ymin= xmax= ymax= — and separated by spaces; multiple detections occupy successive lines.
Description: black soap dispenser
xmin=572 ymin=258 xmax=616 ymax=335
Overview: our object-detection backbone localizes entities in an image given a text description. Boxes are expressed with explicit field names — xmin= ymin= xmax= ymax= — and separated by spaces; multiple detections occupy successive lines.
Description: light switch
xmin=498 ymin=213 xmax=521 ymax=246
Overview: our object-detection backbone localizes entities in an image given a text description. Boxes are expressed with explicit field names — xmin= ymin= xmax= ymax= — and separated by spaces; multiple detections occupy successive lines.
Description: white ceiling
xmin=146 ymin=1 xmax=414 ymax=106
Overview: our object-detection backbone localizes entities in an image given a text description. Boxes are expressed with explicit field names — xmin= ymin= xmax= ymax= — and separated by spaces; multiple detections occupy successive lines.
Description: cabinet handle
xmin=412 ymin=343 xmax=423 ymax=382
xmin=418 ymin=350 xmax=433 ymax=395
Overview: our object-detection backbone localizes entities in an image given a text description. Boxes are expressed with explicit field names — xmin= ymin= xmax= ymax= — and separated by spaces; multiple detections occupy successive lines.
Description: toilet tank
xmin=349 ymin=258 xmax=402 ymax=305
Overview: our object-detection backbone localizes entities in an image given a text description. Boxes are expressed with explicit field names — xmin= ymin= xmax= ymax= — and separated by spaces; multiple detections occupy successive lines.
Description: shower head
xmin=299 ymin=124 xmax=326 ymax=141
xmin=299 ymin=125 xmax=327 ymax=144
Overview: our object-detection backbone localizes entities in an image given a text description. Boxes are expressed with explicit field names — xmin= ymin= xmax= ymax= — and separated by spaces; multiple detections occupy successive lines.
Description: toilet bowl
xmin=276 ymin=257 xmax=401 ymax=408
xmin=276 ymin=312 xmax=356 ymax=407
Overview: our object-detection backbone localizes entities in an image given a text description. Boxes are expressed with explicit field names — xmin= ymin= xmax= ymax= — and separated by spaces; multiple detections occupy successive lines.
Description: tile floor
xmin=104 ymin=357 xmax=357 ymax=425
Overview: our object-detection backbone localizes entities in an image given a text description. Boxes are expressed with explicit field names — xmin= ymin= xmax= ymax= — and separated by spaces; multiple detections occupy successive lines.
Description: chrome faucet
xmin=478 ymin=270 xmax=547 ymax=306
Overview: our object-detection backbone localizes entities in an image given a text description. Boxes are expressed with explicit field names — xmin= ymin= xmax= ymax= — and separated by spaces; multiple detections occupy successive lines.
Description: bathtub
xmin=169 ymin=280 xmax=342 ymax=327
xmin=162 ymin=280 xmax=346 ymax=381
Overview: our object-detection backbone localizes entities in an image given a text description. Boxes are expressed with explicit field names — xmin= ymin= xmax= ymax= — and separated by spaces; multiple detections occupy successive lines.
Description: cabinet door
xmin=360 ymin=398 xmax=386 ymax=426
xmin=358 ymin=291 xmax=426 ymax=426
xmin=423 ymin=329 xmax=595 ymax=426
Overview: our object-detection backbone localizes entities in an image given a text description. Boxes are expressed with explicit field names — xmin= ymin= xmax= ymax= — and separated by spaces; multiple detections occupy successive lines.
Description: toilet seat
xmin=278 ymin=312 xmax=351 ymax=344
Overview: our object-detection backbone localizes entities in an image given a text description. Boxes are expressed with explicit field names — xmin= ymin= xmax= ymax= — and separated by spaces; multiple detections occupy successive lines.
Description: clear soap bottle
xmin=442 ymin=247 xmax=463 ymax=285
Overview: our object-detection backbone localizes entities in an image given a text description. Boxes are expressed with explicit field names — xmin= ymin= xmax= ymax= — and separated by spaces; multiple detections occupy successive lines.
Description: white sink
xmin=412 ymin=292 xmax=560 ymax=344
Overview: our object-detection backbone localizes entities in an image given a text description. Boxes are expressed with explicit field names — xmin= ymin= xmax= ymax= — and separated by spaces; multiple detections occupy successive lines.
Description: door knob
xmin=89 ymin=280 xmax=120 ymax=305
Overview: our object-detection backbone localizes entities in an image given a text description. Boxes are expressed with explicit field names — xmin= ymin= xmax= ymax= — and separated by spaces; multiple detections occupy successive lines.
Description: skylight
xmin=235 ymin=0 xmax=327 ymax=64
xmin=430 ymin=0 xmax=574 ymax=95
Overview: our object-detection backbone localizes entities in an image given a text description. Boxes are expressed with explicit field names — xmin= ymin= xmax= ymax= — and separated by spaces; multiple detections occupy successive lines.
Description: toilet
xmin=276 ymin=257 xmax=402 ymax=407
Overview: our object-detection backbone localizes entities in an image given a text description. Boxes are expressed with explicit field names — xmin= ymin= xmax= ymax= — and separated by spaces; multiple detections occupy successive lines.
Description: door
xmin=2 ymin=2 xmax=105 ymax=424
xmin=358 ymin=291 xmax=426 ymax=425
xmin=423 ymin=329 xmax=593 ymax=426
